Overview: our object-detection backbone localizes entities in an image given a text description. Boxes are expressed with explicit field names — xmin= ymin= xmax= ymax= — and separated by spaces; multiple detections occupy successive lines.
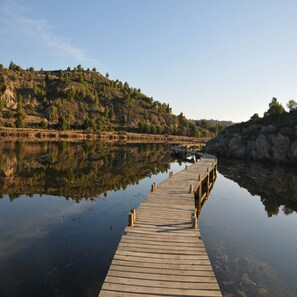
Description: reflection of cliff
xmin=0 ymin=141 xmax=172 ymax=201
xmin=218 ymin=159 xmax=297 ymax=217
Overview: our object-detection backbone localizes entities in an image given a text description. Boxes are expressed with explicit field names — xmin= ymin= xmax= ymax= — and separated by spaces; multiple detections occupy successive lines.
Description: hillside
xmin=205 ymin=99 xmax=297 ymax=164
xmin=0 ymin=62 xmax=224 ymax=138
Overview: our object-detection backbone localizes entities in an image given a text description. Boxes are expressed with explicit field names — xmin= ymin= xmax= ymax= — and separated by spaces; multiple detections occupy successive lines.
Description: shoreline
xmin=0 ymin=127 xmax=209 ymax=144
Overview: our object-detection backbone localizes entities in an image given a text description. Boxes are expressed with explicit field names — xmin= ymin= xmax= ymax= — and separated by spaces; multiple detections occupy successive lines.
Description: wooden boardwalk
xmin=99 ymin=156 xmax=222 ymax=297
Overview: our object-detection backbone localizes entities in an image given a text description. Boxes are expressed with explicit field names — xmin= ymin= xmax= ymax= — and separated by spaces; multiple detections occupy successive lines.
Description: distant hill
xmin=205 ymin=98 xmax=297 ymax=164
xmin=0 ymin=62 xmax=229 ymax=138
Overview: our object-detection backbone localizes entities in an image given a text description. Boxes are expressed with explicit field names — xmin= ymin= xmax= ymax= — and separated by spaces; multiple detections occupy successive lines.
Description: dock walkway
xmin=99 ymin=156 xmax=222 ymax=297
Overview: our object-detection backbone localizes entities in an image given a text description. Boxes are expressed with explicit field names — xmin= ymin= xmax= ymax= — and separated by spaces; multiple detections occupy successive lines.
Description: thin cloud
xmin=0 ymin=0 xmax=97 ymax=64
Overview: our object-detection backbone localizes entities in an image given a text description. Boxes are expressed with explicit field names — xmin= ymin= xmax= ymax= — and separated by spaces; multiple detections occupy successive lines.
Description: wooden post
xmin=198 ymin=175 xmax=202 ymax=199
xmin=151 ymin=184 xmax=154 ymax=192
xmin=191 ymin=212 xmax=198 ymax=229
xmin=189 ymin=184 xmax=194 ymax=194
xmin=131 ymin=208 xmax=136 ymax=222
xmin=206 ymin=170 xmax=210 ymax=196
xmin=151 ymin=183 xmax=157 ymax=192
xmin=169 ymin=171 xmax=174 ymax=177
xmin=128 ymin=212 xmax=134 ymax=227
xmin=185 ymin=165 xmax=188 ymax=170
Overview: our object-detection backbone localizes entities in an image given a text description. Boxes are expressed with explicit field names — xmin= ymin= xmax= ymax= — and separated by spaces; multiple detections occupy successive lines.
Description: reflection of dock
xmin=99 ymin=157 xmax=221 ymax=297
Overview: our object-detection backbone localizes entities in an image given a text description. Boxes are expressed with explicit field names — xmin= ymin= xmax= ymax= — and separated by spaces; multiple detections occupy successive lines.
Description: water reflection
xmin=0 ymin=141 xmax=172 ymax=201
xmin=218 ymin=159 xmax=297 ymax=217
xmin=0 ymin=141 xmax=182 ymax=297
xmin=199 ymin=159 xmax=297 ymax=297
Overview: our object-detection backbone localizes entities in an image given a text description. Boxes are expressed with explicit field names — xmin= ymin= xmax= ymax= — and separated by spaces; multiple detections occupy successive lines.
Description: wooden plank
xmin=101 ymin=283 xmax=222 ymax=296
xmin=104 ymin=276 xmax=220 ymax=290
xmin=110 ymin=259 xmax=213 ymax=270
xmin=108 ymin=270 xmax=218 ymax=283
xmin=115 ymin=249 xmax=208 ymax=260
xmin=113 ymin=254 xmax=211 ymax=265
xmin=119 ymin=241 xmax=204 ymax=250
xmin=109 ymin=265 xmax=216 ymax=276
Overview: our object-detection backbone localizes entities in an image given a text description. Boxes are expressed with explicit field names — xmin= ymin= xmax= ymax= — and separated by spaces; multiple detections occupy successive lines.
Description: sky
xmin=1 ymin=0 xmax=297 ymax=122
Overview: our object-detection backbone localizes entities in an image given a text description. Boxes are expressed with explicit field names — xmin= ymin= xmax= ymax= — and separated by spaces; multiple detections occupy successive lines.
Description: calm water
xmin=200 ymin=159 xmax=297 ymax=297
xmin=0 ymin=141 xmax=185 ymax=297
xmin=0 ymin=142 xmax=297 ymax=297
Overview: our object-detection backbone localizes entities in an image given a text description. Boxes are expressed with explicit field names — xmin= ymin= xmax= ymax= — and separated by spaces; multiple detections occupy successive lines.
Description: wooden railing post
xmin=128 ymin=212 xmax=134 ymax=227
xmin=189 ymin=184 xmax=194 ymax=194
xmin=206 ymin=168 xmax=210 ymax=196
xmin=191 ymin=212 xmax=198 ymax=229
xmin=151 ymin=183 xmax=157 ymax=192
xmin=198 ymin=174 xmax=202 ymax=199
xmin=131 ymin=208 xmax=136 ymax=222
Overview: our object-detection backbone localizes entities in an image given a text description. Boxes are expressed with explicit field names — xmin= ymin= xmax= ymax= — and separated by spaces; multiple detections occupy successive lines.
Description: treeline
xmin=0 ymin=62 xmax=230 ymax=137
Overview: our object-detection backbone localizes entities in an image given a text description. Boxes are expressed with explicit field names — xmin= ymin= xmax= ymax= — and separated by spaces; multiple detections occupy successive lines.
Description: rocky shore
xmin=205 ymin=111 xmax=297 ymax=164
xmin=0 ymin=127 xmax=207 ymax=144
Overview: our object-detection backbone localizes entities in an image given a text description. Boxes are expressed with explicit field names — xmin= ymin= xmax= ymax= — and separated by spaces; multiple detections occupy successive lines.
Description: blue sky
xmin=1 ymin=0 xmax=297 ymax=122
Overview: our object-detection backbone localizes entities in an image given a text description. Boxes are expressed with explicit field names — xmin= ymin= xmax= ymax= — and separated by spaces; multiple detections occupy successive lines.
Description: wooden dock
xmin=99 ymin=156 xmax=222 ymax=297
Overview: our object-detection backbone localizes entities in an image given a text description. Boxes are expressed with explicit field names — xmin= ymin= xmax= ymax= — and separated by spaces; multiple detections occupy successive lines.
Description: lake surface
xmin=0 ymin=142 xmax=296 ymax=297
xmin=200 ymin=159 xmax=297 ymax=297
xmin=0 ymin=141 xmax=186 ymax=297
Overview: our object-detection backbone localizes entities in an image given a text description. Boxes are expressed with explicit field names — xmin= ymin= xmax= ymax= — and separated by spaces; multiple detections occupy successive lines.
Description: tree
xmin=17 ymin=101 xmax=23 ymax=115
xmin=9 ymin=61 xmax=16 ymax=70
xmin=96 ymin=119 xmax=103 ymax=131
xmin=150 ymin=125 xmax=157 ymax=134
xmin=250 ymin=113 xmax=260 ymax=120
xmin=41 ymin=120 xmax=48 ymax=129
xmin=264 ymin=97 xmax=285 ymax=117
xmin=104 ymin=106 xmax=110 ymax=118
xmin=92 ymin=67 xmax=97 ymax=72
xmin=287 ymin=100 xmax=297 ymax=111
xmin=59 ymin=115 xmax=70 ymax=130
xmin=16 ymin=116 xmax=24 ymax=128
xmin=105 ymin=72 xmax=109 ymax=78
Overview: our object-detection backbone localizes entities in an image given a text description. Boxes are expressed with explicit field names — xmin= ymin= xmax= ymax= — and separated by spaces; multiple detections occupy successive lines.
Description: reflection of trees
xmin=218 ymin=159 xmax=297 ymax=217
xmin=0 ymin=141 xmax=172 ymax=201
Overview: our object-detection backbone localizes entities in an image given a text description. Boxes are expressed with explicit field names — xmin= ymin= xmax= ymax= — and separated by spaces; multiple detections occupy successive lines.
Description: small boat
xmin=171 ymin=145 xmax=203 ymax=162
xmin=171 ymin=144 xmax=187 ymax=155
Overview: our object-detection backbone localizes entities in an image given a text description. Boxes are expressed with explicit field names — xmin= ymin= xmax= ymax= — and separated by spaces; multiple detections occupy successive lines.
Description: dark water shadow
xmin=218 ymin=158 xmax=297 ymax=217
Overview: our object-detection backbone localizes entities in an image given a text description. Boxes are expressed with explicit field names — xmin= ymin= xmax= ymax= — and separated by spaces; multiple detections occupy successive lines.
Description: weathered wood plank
xmin=101 ymin=283 xmax=222 ymax=296
xmin=108 ymin=270 xmax=218 ymax=283
xmin=109 ymin=264 xmax=216 ymax=276
xmin=104 ymin=276 xmax=220 ymax=290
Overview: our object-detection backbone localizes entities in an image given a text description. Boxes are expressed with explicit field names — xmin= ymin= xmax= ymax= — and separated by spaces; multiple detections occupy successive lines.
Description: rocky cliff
xmin=205 ymin=110 xmax=297 ymax=164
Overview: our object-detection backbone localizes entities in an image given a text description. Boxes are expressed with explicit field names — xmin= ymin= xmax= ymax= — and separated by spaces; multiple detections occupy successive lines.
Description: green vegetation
xmin=264 ymin=97 xmax=285 ymax=118
xmin=227 ymin=97 xmax=297 ymax=141
xmin=0 ymin=62 xmax=227 ymax=137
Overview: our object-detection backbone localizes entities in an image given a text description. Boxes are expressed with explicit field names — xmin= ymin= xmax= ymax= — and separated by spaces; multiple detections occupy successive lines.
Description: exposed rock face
xmin=255 ymin=135 xmax=271 ymax=161
xmin=1 ymin=86 xmax=17 ymax=110
xmin=205 ymin=113 xmax=297 ymax=164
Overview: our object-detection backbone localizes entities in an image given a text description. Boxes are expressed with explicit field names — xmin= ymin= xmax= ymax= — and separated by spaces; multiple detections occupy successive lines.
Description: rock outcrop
xmin=205 ymin=111 xmax=297 ymax=164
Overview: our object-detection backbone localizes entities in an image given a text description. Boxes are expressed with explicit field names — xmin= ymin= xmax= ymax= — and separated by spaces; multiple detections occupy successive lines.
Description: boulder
xmin=255 ymin=135 xmax=271 ymax=160
xmin=273 ymin=134 xmax=291 ymax=162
